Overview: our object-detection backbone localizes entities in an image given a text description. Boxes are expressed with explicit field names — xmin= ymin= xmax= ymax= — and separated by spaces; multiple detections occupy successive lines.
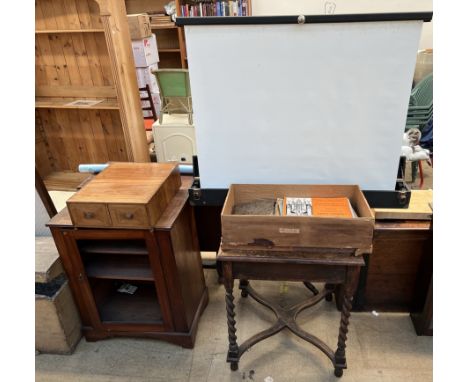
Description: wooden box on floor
xmin=36 ymin=237 xmax=81 ymax=354
xmin=66 ymin=162 xmax=181 ymax=228
xmin=221 ymin=184 xmax=374 ymax=253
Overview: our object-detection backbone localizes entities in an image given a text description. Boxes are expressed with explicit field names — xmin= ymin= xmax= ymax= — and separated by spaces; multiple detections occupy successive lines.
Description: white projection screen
xmin=183 ymin=17 xmax=424 ymax=190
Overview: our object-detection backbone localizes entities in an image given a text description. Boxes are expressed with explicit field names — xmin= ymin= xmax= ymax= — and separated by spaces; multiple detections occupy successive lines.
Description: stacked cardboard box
xmin=128 ymin=14 xmax=161 ymax=119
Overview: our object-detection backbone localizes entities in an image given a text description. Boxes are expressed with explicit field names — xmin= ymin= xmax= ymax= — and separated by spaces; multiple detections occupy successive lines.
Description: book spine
xmin=232 ymin=1 xmax=238 ymax=16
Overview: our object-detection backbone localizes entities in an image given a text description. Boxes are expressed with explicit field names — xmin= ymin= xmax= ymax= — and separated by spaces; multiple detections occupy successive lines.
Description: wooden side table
xmin=218 ymin=249 xmax=365 ymax=378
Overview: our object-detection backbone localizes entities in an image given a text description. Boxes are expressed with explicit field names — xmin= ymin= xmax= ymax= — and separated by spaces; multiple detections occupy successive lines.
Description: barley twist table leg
xmin=334 ymin=294 xmax=352 ymax=377
xmin=223 ymin=262 xmax=239 ymax=371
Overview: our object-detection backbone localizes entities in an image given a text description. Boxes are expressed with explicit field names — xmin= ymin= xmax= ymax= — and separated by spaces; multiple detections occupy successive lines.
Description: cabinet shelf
xmin=85 ymin=256 xmax=154 ymax=281
xmin=158 ymin=48 xmax=181 ymax=53
xmin=43 ymin=171 xmax=92 ymax=192
xmin=79 ymin=240 xmax=148 ymax=256
xmin=35 ymin=29 xmax=105 ymax=34
xmin=96 ymin=281 xmax=163 ymax=324
xmin=150 ymin=24 xmax=177 ymax=30
xmin=35 ymin=98 xmax=119 ymax=110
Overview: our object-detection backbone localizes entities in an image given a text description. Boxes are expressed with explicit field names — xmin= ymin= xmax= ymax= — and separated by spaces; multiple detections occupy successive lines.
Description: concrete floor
xmin=36 ymin=270 xmax=432 ymax=382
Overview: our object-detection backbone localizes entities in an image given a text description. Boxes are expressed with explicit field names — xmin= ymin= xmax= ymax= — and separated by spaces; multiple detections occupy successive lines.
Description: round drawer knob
xmin=84 ymin=212 xmax=95 ymax=219
xmin=124 ymin=212 xmax=134 ymax=219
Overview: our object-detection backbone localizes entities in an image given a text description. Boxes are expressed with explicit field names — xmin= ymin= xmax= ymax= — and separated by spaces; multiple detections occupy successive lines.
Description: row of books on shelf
xmin=180 ymin=1 xmax=249 ymax=17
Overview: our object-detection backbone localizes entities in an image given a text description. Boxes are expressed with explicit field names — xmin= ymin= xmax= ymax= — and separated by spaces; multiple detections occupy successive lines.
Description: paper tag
xmin=117 ymin=283 xmax=138 ymax=295
xmin=279 ymin=227 xmax=300 ymax=234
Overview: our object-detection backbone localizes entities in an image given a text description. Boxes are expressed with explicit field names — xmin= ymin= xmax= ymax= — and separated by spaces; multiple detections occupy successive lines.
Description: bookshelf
xmin=179 ymin=0 xmax=252 ymax=17
xmin=125 ymin=0 xmax=187 ymax=68
xmin=35 ymin=0 xmax=149 ymax=191
xmin=124 ymin=1 xmax=251 ymax=68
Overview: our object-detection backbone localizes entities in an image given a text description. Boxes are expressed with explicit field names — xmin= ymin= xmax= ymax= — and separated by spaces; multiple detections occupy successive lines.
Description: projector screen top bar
xmin=176 ymin=12 xmax=433 ymax=26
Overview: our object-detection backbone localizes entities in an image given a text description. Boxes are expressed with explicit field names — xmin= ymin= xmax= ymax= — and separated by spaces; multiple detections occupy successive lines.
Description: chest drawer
xmin=108 ymin=204 xmax=150 ymax=228
xmin=68 ymin=203 xmax=111 ymax=227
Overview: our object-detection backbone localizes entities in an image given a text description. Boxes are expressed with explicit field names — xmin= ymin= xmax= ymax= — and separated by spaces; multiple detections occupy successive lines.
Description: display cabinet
xmin=48 ymin=191 xmax=208 ymax=348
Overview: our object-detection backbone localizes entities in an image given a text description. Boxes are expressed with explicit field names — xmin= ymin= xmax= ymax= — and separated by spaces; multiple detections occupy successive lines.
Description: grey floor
xmin=36 ymin=270 xmax=432 ymax=382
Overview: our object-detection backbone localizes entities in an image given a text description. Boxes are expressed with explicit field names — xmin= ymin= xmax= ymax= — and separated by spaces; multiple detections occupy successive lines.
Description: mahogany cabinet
xmin=48 ymin=191 xmax=208 ymax=348
xmin=356 ymin=220 xmax=432 ymax=312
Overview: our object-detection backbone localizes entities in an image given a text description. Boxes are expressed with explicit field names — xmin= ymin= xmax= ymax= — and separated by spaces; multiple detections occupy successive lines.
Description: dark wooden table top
xmin=218 ymin=249 xmax=365 ymax=266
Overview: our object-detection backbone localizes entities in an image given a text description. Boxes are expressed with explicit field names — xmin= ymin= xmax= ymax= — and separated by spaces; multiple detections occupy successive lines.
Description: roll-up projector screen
xmin=182 ymin=16 xmax=425 ymax=190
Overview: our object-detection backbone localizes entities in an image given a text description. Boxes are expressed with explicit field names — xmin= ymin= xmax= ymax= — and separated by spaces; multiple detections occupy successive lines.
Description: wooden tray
xmin=221 ymin=184 xmax=374 ymax=253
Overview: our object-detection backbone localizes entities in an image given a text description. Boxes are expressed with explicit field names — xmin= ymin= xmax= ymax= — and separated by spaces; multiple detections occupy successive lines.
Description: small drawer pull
xmin=84 ymin=212 xmax=95 ymax=219
xmin=124 ymin=212 xmax=134 ymax=219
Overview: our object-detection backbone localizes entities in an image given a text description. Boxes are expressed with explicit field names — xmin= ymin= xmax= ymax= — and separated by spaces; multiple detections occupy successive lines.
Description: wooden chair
xmin=139 ymin=84 xmax=158 ymax=131
xmin=152 ymin=69 xmax=193 ymax=124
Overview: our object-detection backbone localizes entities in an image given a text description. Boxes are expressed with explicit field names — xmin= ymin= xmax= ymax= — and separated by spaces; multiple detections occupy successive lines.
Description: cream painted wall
xmin=252 ymin=0 xmax=433 ymax=49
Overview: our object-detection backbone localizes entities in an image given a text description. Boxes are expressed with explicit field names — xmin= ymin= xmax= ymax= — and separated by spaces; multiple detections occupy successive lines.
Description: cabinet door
xmin=64 ymin=229 xmax=174 ymax=332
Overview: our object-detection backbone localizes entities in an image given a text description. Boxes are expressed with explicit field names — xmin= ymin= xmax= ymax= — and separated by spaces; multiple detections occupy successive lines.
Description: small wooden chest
xmin=221 ymin=184 xmax=375 ymax=253
xmin=127 ymin=13 xmax=152 ymax=40
xmin=67 ymin=162 xmax=181 ymax=228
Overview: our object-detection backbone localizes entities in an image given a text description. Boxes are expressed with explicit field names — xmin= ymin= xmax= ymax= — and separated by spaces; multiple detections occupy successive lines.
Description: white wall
xmin=252 ymin=0 xmax=433 ymax=49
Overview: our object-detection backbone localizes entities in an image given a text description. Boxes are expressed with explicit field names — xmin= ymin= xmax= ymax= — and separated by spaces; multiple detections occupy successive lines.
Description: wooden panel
xmin=75 ymin=0 xmax=93 ymax=29
xmin=363 ymin=223 xmax=432 ymax=311
xmin=35 ymin=97 xmax=118 ymax=109
xmin=87 ymin=0 xmax=104 ymax=29
xmin=36 ymin=111 xmax=55 ymax=178
xmin=155 ymin=29 xmax=179 ymax=50
xmin=37 ymin=108 xmax=71 ymax=171
xmin=103 ymin=110 xmax=129 ymax=161
xmin=38 ymin=109 xmax=127 ymax=173
xmin=36 ymin=85 xmax=116 ymax=98
xmin=39 ymin=0 xmax=59 ymax=30
xmin=48 ymin=33 xmax=72 ymax=85
xmin=158 ymin=52 xmax=183 ymax=69
xmin=54 ymin=109 xmax=84 ymax=170
xmin=80 ymin=110 xmax=109 ymax=163
xmin=169 ymin=203 xmax=205 ymax=328
xmin=36 ymin=0 xmax=102 ymax=31
xmin=81 ymin=32 xmax=105 ymax=86
xmin=124 ymin=0 xmax=167 ymax=14
xmin=94 ymin=33 xmax=114 ymax=86
xmin=35 ymin=34 xmax=60 ymax=86
xmin=72 ymin=33 xmax=93 ymax=86
xmin=84 ymin=255 xmax=153 ymax=281
xmin=43 ymin=171 xmax=91 ymax=191
xmin=63 ymin=0 xmax=82 ymax=30
xmin=97 ymin=0 xmax=149 ymax=162
xmin=35 ymin=1 xmax=47 ymax=30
